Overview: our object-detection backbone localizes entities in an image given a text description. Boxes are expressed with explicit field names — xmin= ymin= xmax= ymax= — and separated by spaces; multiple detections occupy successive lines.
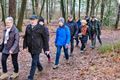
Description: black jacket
xmin=66 ymin=21 xmax=78 ymax=37
xmin=23 ymin=24 xmax=49 ymax=53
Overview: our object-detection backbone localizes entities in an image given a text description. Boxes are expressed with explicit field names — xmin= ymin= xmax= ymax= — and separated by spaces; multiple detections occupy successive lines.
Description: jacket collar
xmin=4 ymin=25 xmax=15 ymax=32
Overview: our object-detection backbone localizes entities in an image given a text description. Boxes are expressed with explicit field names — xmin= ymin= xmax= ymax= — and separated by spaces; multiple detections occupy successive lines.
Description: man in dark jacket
xmin=75 ymin=17 xmax=81 ymax=46
xmin=38 ymin=16 xmax=51 ymax=63
xmin=66 ymin=15 xmax=78 ymax=56
xmin=89 ymin=16 xmax=102 ymax=49
xmin=0 ymin=17 xmax=19 ymax=79
xmin=23 ymin=15 xmax=49 ymax=80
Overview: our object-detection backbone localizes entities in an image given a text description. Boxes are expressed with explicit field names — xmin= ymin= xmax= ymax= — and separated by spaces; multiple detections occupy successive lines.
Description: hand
xmin=65 ymin=44 xmax=70 ymax=48
xmin=22 ymin=49 xmax=27 ymax=53
xmin=9 ymin=50 xmax=13 ymax=54
xmin=45 ymin=51 xmax=50 ymax=55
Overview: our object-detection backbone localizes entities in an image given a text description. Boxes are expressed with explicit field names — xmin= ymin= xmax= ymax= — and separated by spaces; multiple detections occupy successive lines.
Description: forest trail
xmin=0 ymin=25 xmax=120 ymax=80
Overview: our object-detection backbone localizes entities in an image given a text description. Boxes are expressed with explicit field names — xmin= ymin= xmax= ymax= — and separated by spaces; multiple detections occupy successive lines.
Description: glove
xmin=65 ymin=44 xmax=70 ymax=49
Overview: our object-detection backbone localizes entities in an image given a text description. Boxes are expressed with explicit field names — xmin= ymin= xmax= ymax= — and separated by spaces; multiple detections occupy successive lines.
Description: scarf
xmin=4 ymin=28 xmax=11 ymax=44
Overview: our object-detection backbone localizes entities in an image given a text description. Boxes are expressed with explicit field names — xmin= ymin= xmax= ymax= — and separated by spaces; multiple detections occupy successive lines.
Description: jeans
xmin=80 ymin=36 xmax=88 ymax=51
xmin=28 ymin=53 xmax=43 ymax=80
xmin=55 ymin=46 xmax=69 ymax=65
xmin=1 ymin=53 xmax=19 ymax=73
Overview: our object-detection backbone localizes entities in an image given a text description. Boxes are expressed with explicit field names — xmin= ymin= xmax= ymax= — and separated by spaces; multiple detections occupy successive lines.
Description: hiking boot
xmin=10 ymin=72 xmax=19 ymax=79
xmin=0 ymin=73 xmax=9 ymax=79
xmin=38 ymin=66 xmax=43 ymax=72
xmin=53 ymin=65 xmax=59 ymax=69
xmin=66 ymin=60 xmax=70 ymax=64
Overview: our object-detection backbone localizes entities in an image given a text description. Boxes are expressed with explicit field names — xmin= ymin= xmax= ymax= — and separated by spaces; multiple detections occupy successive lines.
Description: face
xmin=39 ymin=21 xmax=44 ymax=25
xmin=30 ymin=19 xmax=38 ymax=26
xmin=91 ymin=18 xmax=95 ymax=21
xmin=68 ymin=17 xmax=73 ymax=22
xmin=5 ymin=21 xmax=13 ymax=29
xmin=82 ymin=23 xmax=86 ymax=26
xmin=59 ymin=21 xmax=64 ymax=26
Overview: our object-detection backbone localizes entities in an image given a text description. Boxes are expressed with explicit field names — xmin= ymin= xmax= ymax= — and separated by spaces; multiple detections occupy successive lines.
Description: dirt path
xmin=0 ymin=25 xmax=120 ymax=80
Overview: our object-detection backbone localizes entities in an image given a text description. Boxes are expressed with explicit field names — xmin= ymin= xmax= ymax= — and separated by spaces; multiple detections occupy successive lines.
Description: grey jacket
xmin=1 ymin=25 xmax=19 ymax=54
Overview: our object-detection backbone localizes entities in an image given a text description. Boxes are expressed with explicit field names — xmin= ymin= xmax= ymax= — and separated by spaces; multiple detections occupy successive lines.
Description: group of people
xmin=0 ymin=15 xmax=102 ymax=80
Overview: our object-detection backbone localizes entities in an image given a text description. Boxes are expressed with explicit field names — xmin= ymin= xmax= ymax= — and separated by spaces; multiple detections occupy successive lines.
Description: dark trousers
xmin=97 ymin=35 xmax=102 ymax=45
xmin=70 ymin=37 xmax=74 ymax=54
xmin=80 ymin=36 xmax=88 ymax=51
xmin=1 ymin=53 xmax=19 ymax=73
xmin=28 ymin=53 xmax=42 ymax=80
xmin=55 ymin=46 xmax=69 ymax=65
xmin=75 ymin=37 xmax=79 ymax=46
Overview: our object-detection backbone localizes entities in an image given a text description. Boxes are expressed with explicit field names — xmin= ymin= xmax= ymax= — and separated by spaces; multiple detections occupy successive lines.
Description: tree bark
xmin=60 ymin=0 xmax=66 ymax=21
xmin=100 ymin=0 xmax=105 ymax=24
xmin=78 ymin=0 xmax=81 ymax=18
xmin=86 ymin=0 xmax=90 ymax=16
xmin=9 ymin=0 xmax=16 ymax=20
xmin=1 ymin=0 xmax=5 ymax=24
xmin=115 ymin=5 xmax=120 ymax=29
xmin=72 ymin=0 xmax=75 ymax=20
xmin=17 ymin=0 xmax=27 ymax=31
xmin=32 ymin=0 xmax=35 ymax=14
xmin=90 ymin=0 xmax=95 ymax=16
xmin=39 ymin=0 xmax=45 ymax=16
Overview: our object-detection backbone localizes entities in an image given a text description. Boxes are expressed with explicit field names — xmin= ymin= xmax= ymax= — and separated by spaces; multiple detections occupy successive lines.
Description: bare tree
xmin=9 ymin=0 xmax=16 ymax=20
xmin=86 ymin=0 xmax=90 ymax=16
xmin=115 ymin=4 xmax=120 ymax=29
xmin=17 ymin=0 xmax=27 ymax=31
xmin=60 ymin=0 xmax=66 ymax=21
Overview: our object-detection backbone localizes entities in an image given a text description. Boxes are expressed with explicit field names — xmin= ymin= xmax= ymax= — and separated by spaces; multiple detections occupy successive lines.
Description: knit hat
xmin=38 ymin=16 xmax=44 ymax=23
xmin=81 ymin=20 xmax=87 ymax=25
xmin=58 ymin=17 xmax=65 ymax=23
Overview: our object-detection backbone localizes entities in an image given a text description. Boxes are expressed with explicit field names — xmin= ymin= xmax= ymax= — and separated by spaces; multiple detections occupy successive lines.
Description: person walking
xmin=0 ymin=17 xmax=20 ymax=79
xmin=53 ymin=17 xmax=70 ymax=69
xmin=23 ymin=15 xmax=50 ymax=80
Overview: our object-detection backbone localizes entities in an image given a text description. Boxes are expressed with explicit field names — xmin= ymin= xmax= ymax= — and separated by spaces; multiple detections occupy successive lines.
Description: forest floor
xmin=0 ymin=23 xmax=120 ymax=80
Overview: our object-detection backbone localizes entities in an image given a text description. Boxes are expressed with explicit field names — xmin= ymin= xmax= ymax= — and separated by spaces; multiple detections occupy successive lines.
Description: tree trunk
xmin=70 ymin=0 xmax=73 ymax=15
xmin=90 ymin=0 xmax=95 ymax=16
xmin=66 ymin=0 xmax=69 ymax=17
xmin=39 ymin=0 xmax=45 ymax=16
xmin=115 ymin=5 xmax=120 ymax=29
xmin=9 ymin=0 xmax=16 ymax=20
xmin=78 ymin=0 xmax=81 ymax=18
xmin=100 ymin=0 xmax=105 ymax=24
xmin=17 ymin=0 xmax=27 ymax=31
xmin=72 ymin=0 xmax=75 ymax=20
xmin=32 ymin=0 xmax=35 ymax=14
xmin=1 ymin=0 xmax=5 ymax=24
xmin=86 ymin=0 xmax=90 ymax=16
xmin=46 ymin=0 xmax=49 ymax=23
xmin=35 ymin=0 xmax=38 ymax=15
xmin=60 ymin=0 xmax=66 ymax=21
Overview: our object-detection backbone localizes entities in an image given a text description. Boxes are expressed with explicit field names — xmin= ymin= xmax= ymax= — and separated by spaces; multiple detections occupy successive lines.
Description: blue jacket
xmin=55 ymin=25 xmax=71 ymax=46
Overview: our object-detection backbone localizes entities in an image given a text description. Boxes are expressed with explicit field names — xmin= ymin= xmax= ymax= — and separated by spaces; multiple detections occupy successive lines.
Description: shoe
xmin=66 ymin=60 xmax=70 ymax=64
xmin=69 ymin=53 xmax=73 ymax=57
xmin=38 ymin=66 xmax=43 ymax=72
xmin=10 ymin=72 xmax=19 ymax=79
xmin=80 ymin=50 xmax=84 ymax=53
xmin=0 ymin=73 xmax=9 ymax=79
xmin=53 ymin=65 xmax=59 ymax=69
xmin=90 ymin=45 xmax=95 ymax=49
